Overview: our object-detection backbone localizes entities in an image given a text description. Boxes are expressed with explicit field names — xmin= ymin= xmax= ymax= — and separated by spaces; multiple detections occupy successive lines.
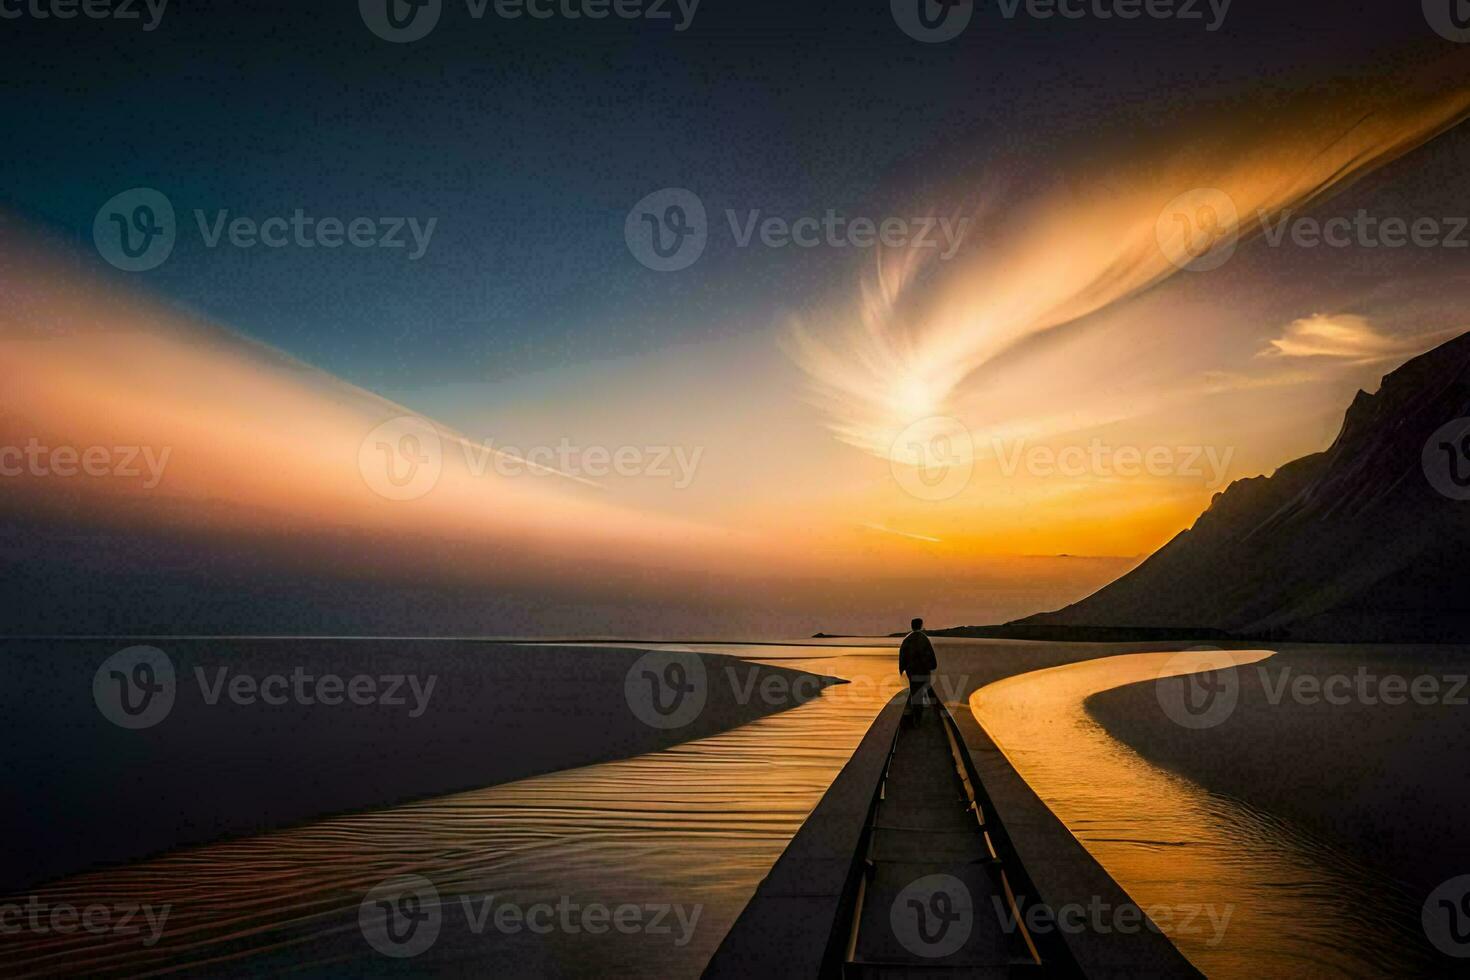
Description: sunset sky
xmin=4 ymin=1 xmax=1470 ymax=636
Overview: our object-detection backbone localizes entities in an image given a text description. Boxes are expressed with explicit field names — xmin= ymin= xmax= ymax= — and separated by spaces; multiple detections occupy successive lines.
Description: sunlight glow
xmin=789 ymin=75 xmax=1470 ymax=462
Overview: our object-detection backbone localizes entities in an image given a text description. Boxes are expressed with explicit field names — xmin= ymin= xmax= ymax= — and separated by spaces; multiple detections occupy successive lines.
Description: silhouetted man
xmin=899 ymin=617 xmax=937 ymax=725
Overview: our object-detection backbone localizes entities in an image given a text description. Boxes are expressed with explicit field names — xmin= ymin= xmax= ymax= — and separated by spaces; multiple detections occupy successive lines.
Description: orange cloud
xmin=0 ymin=234 xmax=780 ymax=598
xmin=1260 ymin=313 xmax=1461 ymax=363
xmin=788 ymin=61 xmax=1470 ymax=464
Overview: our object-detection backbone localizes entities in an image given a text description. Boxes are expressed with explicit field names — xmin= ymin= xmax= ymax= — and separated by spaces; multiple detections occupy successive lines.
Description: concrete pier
xmin=704 ymin=689 xmax=1200 ymax=978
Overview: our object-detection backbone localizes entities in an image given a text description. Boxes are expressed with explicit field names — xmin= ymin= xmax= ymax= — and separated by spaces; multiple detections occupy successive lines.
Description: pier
xmin=704 ymin=686 xmax=1201 ymax=978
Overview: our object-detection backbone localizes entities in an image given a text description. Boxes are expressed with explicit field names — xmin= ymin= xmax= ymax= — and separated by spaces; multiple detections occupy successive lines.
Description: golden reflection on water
xmin=0 ymin=651 xmax=899 ymax=978
xmin=970 ymin=650 xmax=1431 ymax=979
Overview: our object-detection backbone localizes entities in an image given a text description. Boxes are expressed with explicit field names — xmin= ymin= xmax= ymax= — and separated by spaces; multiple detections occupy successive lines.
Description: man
xmin=898 ymin=617 xmax=938 ymax=724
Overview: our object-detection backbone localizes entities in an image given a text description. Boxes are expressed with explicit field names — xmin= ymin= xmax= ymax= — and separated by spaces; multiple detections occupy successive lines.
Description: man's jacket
xmin=898 ymin=630 xmax=937 ymax=676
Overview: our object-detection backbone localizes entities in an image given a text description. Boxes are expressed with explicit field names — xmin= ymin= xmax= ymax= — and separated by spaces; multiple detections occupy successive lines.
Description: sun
xmin=891 ymin=374 xmax=937 ymax=424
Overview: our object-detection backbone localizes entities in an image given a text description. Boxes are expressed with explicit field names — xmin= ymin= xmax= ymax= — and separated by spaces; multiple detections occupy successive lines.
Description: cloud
xmin=859 ymin=523 xmax=942 ymax=543
xmin=0 ymin=232 xmax=785 ymax=601
xmin=1197 ymin=368 xmax=1324 ymax=393
xmin=1260 ymin=313 xmax=1462 ymax=363
xmin=787 ymin=62 xmax=1470 ymax=463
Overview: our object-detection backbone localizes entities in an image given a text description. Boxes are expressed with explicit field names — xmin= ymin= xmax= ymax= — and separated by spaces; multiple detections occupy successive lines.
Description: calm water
xmin=970 ymin=650 xmax=1434 ymax=978
xmin=11 ymin=642 xmax=1428 ymax=977
xmin=1 ymin=649 xmax=900 ymax=978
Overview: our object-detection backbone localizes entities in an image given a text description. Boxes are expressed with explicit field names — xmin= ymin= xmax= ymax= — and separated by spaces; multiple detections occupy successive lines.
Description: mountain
xmin=1014 ymin=332 xmax=1470 ymax=642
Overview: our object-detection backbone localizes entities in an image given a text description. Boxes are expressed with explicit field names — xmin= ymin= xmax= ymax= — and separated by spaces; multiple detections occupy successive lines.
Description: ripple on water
xmin=0 ymin=651 xmax=900 ymax=978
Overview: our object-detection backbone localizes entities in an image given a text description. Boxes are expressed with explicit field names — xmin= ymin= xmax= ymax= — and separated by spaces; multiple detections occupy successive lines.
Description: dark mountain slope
xmin=1016 ymin=332 xmax=1470 ymax=642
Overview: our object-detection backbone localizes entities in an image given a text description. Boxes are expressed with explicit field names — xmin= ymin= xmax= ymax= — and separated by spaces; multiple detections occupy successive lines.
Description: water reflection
xmin=1 ymin=650 xmax=898 ymax=978
xmin=970 ymin=650 xmax=1432 ymax=978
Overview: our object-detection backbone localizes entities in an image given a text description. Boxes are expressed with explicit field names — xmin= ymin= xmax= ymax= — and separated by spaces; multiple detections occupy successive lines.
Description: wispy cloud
xmin=859 ymin=523 xmax=942 ymax=543
xmin=788 ymin=67 xmax=1470 ymax=463
xmin=1196 ymin=369 xmax=1324 ymax=393
xmin=1259 ymin=313 xmax=1461 ymax=363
